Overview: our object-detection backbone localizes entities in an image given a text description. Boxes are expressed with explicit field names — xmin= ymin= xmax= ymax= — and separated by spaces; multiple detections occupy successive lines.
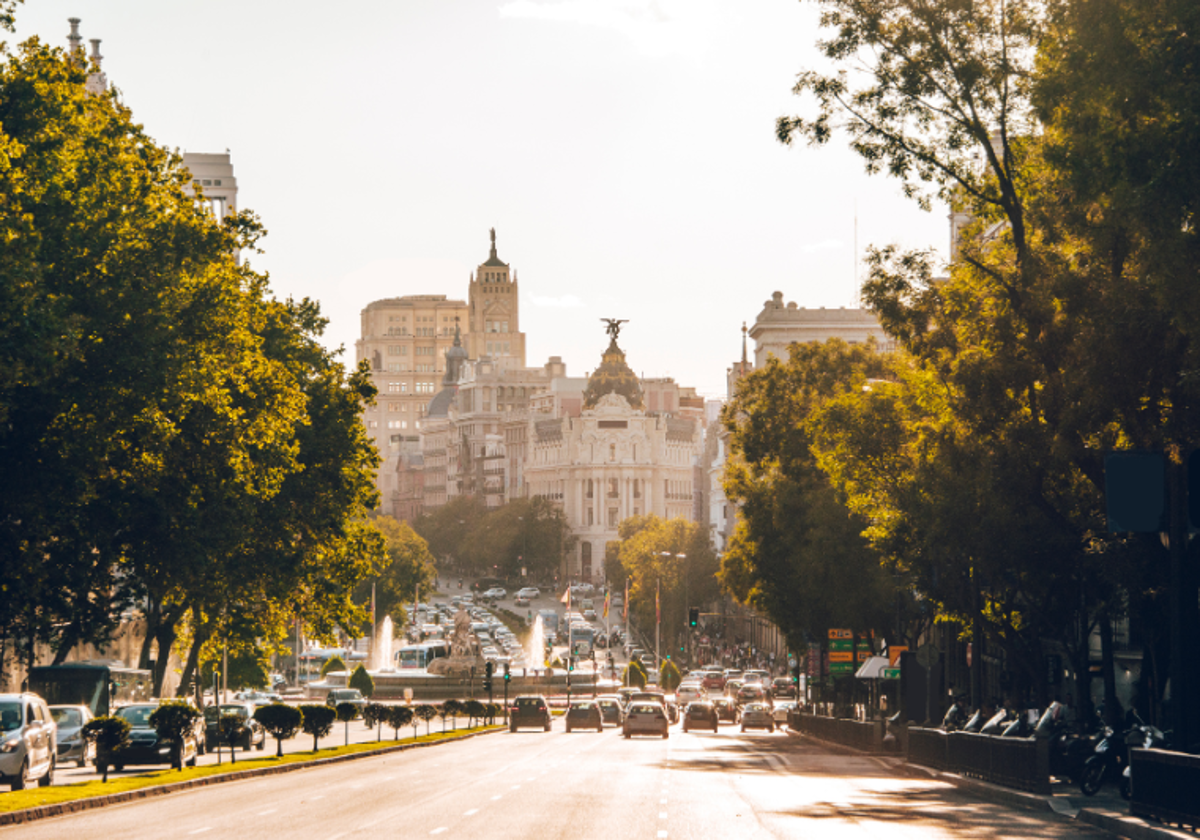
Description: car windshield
xmin=0 ymin=701 xmax=22 ymax=732
xmin=629 ymin=704 xmax=660 ymax=714
xmin=51 ymin=708 xmax=82 ymax=727
xmin=116 ymin=706 xmax=155 ymax=727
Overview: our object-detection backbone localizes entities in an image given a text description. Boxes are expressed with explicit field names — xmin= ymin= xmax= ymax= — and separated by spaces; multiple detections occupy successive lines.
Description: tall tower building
xmin=467 ymin=229 xmax=526 ymax=369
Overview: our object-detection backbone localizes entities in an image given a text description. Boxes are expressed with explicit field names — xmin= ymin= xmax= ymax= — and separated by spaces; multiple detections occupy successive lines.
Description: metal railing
xmin=1130 ymin=748 xmax=1200 ymax=830
xmin=789 ymin=712 xmax=883 ymax=752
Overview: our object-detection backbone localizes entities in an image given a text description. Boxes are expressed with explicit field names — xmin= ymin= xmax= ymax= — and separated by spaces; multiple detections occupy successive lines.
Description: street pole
xmin=655 ymin=576 xmax=661 ymax=675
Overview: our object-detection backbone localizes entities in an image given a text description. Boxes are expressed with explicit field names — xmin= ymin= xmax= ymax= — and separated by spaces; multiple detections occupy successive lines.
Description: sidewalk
xmin=792 ymin=731 xmax=1194 ymax=840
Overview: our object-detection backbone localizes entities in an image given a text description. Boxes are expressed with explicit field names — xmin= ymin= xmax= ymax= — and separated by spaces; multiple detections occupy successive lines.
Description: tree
xmin=463 ymin=699 xmax=486 ymax=728
xmin=363 ymin=702 xmax=389 ymax=741
xmin=335 ymin=702 xmax=358 ymax=746
xmin=386 ymin=704 xmax=413 ymax=740
xmin=348 ymin=665 xmax=376 ymax=699
xmin=148 ymin=700 xmax=201 ymax=771
xmin=441 ymin=699 xmax=462 ymax=732
xmin=413 ymin=496 xmax=487 ymax=572
xmin=82 ymin=716 xmax=130 ymax=783
xmin=298 ymin=704 xmax=336 ymax=752
xmin=218 ymin=713 xmax=248 ymax=764
xmin=253 ymin=703 xmax=303 ymax=758
xmin=414 ymin=703 xmax=437 ymax=737
xmin=623 ymin=659 xmax=647 ymax=688
xmin=354 ymin=516 xmax=437 ymax=636
xmin=320 ymin=655 xmax=347 ymax=678
xmin=660 ymin=659 xmax=682 ymax=693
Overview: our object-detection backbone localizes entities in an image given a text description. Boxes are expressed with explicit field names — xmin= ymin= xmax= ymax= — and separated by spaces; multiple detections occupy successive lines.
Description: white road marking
xmin=431 ymin=829 xmax=447 ymax=835
xmin=188 ymin=830 xmax=212 ymax=836
xmin=464 ymin=809 xmax=479 ymax=816
xmin=511 ymin=784 xmax=521 ymax=789
xmin=492 ymin=794 xmax=503 ymax=800
xmin=310 ymin=795 xmax=326 ymax=800
xmin=660 ymin=799 xmax=668 ymax=804
xmin=658 ymin=832 xmax=668 ymax=838
xmin=258 ymin=809 xmax=277 ymax=816
xmin=659 ymin=812 xmax=668 ymax=819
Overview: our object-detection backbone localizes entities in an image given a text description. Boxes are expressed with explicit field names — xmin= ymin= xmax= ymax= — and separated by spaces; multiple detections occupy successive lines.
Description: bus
xmin=569 ymin=624 xmax=594 ymax=657
xmin=395 ymin=641 xmax=449 ymax=670
xmin=27 ymin=663 xmax=153 ymax=717
xmin=296 ymin=648 xmax=365 ymax=685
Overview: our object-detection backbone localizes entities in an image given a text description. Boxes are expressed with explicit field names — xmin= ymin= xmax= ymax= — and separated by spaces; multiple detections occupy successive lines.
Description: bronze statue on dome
xmin=601 ymin=318 xmax=628 ymax=341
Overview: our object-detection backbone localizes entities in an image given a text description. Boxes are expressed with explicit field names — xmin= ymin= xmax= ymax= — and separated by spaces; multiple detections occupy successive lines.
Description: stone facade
xmin=749 ymin=291 xmax=892 ymax=366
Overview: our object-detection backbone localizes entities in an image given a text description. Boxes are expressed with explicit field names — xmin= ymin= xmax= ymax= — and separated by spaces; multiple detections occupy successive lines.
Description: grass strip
xmin=0 ymin=724 xmax=501 ymax=814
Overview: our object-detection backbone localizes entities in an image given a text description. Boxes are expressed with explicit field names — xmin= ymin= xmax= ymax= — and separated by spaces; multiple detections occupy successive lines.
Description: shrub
xmin=298 ymin=703 xmax=336 ymax=751
xmin=484 ymin=703 xmax=501 ymax=724
xmin=463 ymin=699 xmax=486 ymax=727
xmin=348 ymin=664 xmax=375 ymax=698
xmin=660 ymin=659 xmax=682 ymax=692
xmin=441 ymin=699 xmax=462 ymax=731
xmin=253 ymin=703 xmax=303 ymax=758
xmin=624 ymin=659 xmax=647 ymax=688
xmin=218 ymin=713 xmax=248 ymax=763
xmin=335 ymin=701 xmax=358 ymax=746
xmin=149 ymin=700 xmax=201 ymax=771
xmin=414 ymin=703 xmax=437 ymax=736
xmin=386 ymin=704 xmax=413 ymax=739
xmin=363 ymin=702 xmax=389 ymax=740
xmin=82 ymin=715 xmax=131 ymax=782
xmin=319 ymin=655 xmax=347 ymax=677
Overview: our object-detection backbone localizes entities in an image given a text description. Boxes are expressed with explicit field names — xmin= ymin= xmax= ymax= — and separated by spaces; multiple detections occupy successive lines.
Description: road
xmin=11 ymin=720 xmax=1109 ymax=839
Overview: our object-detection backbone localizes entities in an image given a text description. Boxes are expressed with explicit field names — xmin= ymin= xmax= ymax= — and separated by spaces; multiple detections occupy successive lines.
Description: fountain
xmin=527 ymin=614 xmax=546 ymax=672
xmin=369 ymin=615 xmax=394 ymax=672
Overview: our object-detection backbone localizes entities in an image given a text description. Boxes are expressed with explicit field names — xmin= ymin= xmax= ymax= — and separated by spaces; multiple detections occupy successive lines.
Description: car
xmin=723 ymin=669 xmax=744 ymax=681
xmin=514 ymin=596 xmax=530 ymax=607
xmin=234 ymin=689 xmax=282 ymax=705
xmin=743 ymin=669 xmax=771 ymax=685
xmin=565 ymin=700 xmax=604 ymax=733
xmin=740 ymin=702 xmax=775 ymax=732
xmin=772 ymin=677 xmax=797 ymax=699
xmin=203 ymin=703 xmax=268 ymax=751
xmin=737 ymin=684 xmax=770 ymax=707
xmin=724 ymin=679 xmax=744 ymax=698
xmin=630 ymin=690 xmax=677 ymax=723
xmin=49 ymin=704 xmax=94 ymax=767
xmin=484 ymin=587 xmax=507 ymax=600
xmin=623 ymin=702 xmax=669 ymax=739
xmin=773 ymin=701 xmax=798 ymax=724
xmin=325 ymin=688 xmax=367 ymax=719
xmin=516 ymin=587 xmax=540 ymax=599
xmin=509 ymin=695 xmax=552 ymax=732
xmin=615 ymin=687 xmax=640 ymax=709
xmin=0 ymin=693 xmax=57 ymax=790
xmin=701 ymin=670 xmax=726 ymax=691
xmin=596 ymin=696 xmax=624 ymax=726
xmin=114 ymin=703 xmax=200 ymax=769
xmin=582 ymin=608 xmax=596 ymax=621
xmin=713 ymin=697 xmax=738 ymax=723
xmin=676 ymin=684 xmax=707 ymax=705
xmin=682 ymin=701 xmax=719 ymax=733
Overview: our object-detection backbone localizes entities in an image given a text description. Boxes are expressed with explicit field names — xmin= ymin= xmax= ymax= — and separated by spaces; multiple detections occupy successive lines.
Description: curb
xmin=0 ymin=725 xmax=504 ymax=827
xmin=790 ymin=731 xmax=1189 ymax=840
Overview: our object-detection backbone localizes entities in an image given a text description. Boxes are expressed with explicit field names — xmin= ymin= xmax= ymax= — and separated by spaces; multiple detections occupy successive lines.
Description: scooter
xmin=1119 ymin=723 xmax=1170 ymax=800
xmin=1079 ymin=718 xmax=1143 ymax=796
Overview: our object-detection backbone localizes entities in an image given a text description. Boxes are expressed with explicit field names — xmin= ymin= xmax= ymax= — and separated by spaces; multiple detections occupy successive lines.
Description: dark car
xmin=713 ymin=697 xmax=738 ymax=723
xmin=736 ymin=684 xmax=769 ymax=707
xmin=204 ymin=703 xmax=267 ymax=751
xmin=112 ymin=703 xmax=198 ymax=769
xmin=596 ymin=696 xmax=624 ymax=726
xmin=565 ymin=701 xmax=603 ymax=733
xmin=509 ymin=695 xmax=552 ymax=732
xmin=325 ymin=688 xmax=367 ymax=719
xmin=682 ymin=701 xmax=719 ymax=733
xmin=772 ymin=677 xmax=796 ymax=700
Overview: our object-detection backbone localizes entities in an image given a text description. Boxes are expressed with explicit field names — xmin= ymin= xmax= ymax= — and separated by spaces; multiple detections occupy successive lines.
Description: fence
xmin=906 ymin=727 xmax=1050 ymax=794
xmin=1130 ymin=748 xmax=1200 ymax=831
xmin=789 ymin=712 xmax=884 ymax=752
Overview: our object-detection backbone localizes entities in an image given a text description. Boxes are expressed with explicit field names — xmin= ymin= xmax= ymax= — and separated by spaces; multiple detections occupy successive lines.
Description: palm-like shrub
xmin=624 ymin=659 xmax=648 ymax=688
xmin=298 ymin=703 xmax=336 ymax=751
xmin=319 ymin=655 xmax=347 ymax=677
xmin=253 ymin=703 xmax=303 ymax=758
xmin=82 ymin=715 xmax=131 ymax=782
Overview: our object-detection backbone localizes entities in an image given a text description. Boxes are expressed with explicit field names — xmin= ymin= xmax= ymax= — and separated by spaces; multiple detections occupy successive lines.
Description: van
xmin=0 ymin=693 xmax=57 ymax=790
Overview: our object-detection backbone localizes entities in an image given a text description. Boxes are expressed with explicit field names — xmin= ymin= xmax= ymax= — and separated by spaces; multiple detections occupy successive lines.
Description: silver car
xmin=0 ymin=693 xmax=57 ymax=790
xmin=622 ymin=702 xmax=669 ymax=739
xmin=50 ymin=705 xmax=95 ymax=767
xmin=740 ymin=702 xmax=776 ymax=733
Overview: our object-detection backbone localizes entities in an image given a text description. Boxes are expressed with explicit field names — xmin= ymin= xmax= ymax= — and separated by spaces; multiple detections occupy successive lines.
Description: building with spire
xmin=466 ymin=229 xmax=526 ymax=369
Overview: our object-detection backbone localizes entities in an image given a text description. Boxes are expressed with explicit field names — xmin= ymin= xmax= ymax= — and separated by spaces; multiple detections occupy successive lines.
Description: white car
xmin=517 ymin=587 xmax=540 ymax=599
xmin=740 ymin=702 xmax=775 ymax=733
xmin=772 ymin=701 xmax=798 ymax=724
xmin=483 ymin=587 xmax=507 ymax=600
xmin=676 ymin=684 xmax=708 ymax=705
xmin=0 ymin=693 xmax=57 ymax=790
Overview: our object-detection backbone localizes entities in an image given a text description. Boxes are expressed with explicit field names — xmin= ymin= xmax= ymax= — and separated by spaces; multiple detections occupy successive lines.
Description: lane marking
xmin=464 ymin=809 xmax=479 ymax=816
xmin=659 ymin=812 xmax=668 ymax=819
xmin=660 ymin=799 xmax=667 ymax=804
xmin=431 ymin=829 xmax=447 ymax=836
xmin=492 ymin=794 xmax=503 ymax=800
xmin=511 ymin=784 xmax=521 ymax=789
xmin=310 ymin=795 xmax=326 ymax=801
xmin=658 ymin=832 xmax=668 ymax=838
xmin=189 ymin=830 xmax=212 ymax=836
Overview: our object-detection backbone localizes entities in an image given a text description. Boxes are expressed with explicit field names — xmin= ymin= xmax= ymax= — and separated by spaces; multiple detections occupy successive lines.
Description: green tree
xmin=81 ymin=716 xmax=130 ymax=783
xmin=253 ymin=703 xmax=303 ymax=758
xmin=218 ymin=713 xmax=248 ymax=764
xmin=148 ymin=700 xmax=201 ymax=771
xmin=660 ymin=659 xmax=682 ymax=692
xmin=623 ymin=659 xmax=648 ymax=688
xmin=348 ymin=665 xmax=376 ymax=699
xmin=386 ymin=704 xmax=413 ymax=739
xmin=413 ymin=496 xmax=487 ymax=572
xmin=335 ymin=701 xmax=358 ymax=746
xmin=320 ymin=655 xmax=347 ymax=678
xmin=298 ymin=704 xmax=336 ymax=752
xmin=354 ymin=516 xmax=437 ymax=636
xmin=363 ymin=702 xmax=389 ymax=741
xmin=414 ymin=703 xmax=437 ymax=737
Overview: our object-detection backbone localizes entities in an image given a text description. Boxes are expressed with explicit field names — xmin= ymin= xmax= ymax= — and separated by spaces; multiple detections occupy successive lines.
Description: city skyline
xmin=11 ymin=0 xmax=947 ymax=396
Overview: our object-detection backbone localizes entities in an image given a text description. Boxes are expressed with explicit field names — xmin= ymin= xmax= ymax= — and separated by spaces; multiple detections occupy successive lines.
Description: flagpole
xmin=655 ymin=576 xmax=660 ymax=675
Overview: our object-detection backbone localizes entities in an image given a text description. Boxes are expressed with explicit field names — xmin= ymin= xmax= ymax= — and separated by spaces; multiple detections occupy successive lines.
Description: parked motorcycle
xmin=941 ymin=698 xmax=969 ymax=732
xmin=980 ymin=708 xmax=1015 ymax=735
xmin=1118 ymin=722 xmax=1171 ymax=800
xmin=1079 ymin=716 xmax=1146 ymax=796
xmin=1035 ymin=702 xmax=1094 ymax=784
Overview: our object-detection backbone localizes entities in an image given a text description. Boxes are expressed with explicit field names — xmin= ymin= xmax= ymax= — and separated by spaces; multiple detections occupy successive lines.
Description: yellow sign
xmin=857 ymin=649 xmax=871 ymax=662
xmin=829 ymin=651 xmax=853 ymax=662
xmin=888 ymin=646 xmax=908 ymax=667
xmin=828 ymin=628 xmax=853 ymax=640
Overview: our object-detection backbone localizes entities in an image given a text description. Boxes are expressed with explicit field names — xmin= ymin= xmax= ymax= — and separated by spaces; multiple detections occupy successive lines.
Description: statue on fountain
xmin=428 ymin=607 xmax=484 ymax=676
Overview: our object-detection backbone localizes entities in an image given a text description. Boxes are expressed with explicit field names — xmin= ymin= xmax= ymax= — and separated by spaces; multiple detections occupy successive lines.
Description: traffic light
xmin=503 ymin=663 xmax=511 ymax=682
xmin=688 ymin=607 xmax=699 ymax=628
xmin=791 ymin=662 xmax=800 ymax=686
xmin=483 ymin=661 xmax=494 ymax=692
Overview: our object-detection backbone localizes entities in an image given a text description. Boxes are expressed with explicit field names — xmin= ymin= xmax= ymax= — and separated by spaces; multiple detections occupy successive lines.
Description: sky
xmin=10 ymin=0 xmax=947 ymax=399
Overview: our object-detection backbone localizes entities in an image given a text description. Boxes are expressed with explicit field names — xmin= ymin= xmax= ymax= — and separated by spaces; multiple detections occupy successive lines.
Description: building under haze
xmin=749 ymin=291 xmax=890 ymax=366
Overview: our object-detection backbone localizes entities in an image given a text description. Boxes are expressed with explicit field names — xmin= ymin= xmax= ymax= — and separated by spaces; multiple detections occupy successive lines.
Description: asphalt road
xmin=9 ymin=718 xmax=1110 ymax=839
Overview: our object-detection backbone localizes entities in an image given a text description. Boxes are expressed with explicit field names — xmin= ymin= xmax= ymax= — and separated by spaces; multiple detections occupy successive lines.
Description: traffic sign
xmin=828 ymin=639 xmax=854 ymax=652
xmin=882 ymin=668 xmax=901 ymax=679
xmin=828 ymin=628 xmax=853 ymax=640
xmin=829 ymin=651 xmax=853 ymax=663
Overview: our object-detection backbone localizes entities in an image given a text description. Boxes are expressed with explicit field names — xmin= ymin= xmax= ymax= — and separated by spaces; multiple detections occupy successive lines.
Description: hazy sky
xmin=11 ymin=0 xmax=946 ymax=398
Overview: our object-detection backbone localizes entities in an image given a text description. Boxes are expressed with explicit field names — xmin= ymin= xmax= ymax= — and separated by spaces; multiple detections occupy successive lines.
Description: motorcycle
xmin=1079 ymin=717 xmax=1143 ymax=796
xmin=1035 ymin=702 xmax=1094 ymax=784
xmin=941 ymin=699 xmax=969 ymax=732
xmin=1119 ymin=722 xmax=1170 ymax=800
xmin=980 ymin=708 xmax=1016 ymax=735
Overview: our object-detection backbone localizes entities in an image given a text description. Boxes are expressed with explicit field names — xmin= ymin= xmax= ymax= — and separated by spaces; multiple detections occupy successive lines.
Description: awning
xmin=855 ymin=655 xmax=893 ymax=679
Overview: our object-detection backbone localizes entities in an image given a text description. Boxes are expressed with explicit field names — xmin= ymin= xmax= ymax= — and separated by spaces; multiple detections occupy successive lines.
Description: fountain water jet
xmin=527 ymin=615 xmax=545 ymax=673
xmin=370 ymin=615 xmax=394 ymax=671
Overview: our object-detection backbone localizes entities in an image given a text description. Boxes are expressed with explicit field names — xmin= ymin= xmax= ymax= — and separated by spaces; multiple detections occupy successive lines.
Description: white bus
xmin=569 ymin=624 xmax=594 ymax=656
xmin=396 ymin=641 xmax=450 ymax=670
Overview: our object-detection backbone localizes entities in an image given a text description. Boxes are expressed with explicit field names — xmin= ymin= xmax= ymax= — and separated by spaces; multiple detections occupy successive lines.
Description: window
xmin=386 ymin=363 xmax=406 ymax=373
xmin=610 ymin=444 xmax=616 ymax=462
xmin=608 ymin=508 xmax=618 ymax=527
xmin=387 ymin=345 xmax=408 ymax=356
xmin=608 ymin=479 xmax=619 ymax=498
xmin=387 ymin=420 xmax=403 ymax=429
xmin=586 ymin=479 xmax=593 ymax=499
xmin=633 ymin=479 xmax=641 ymax=499
xmin=388 ymin=403 xmax=402 ymax=413
xmin=587 ymin=508 xmax=594 ymax=526
xmin=366 ymin=420 xmax=378 ymax=429
xmin=387 ymin=382 xmax=404 ymax=393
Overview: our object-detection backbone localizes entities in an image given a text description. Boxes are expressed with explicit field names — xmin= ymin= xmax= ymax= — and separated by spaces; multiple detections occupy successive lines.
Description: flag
xmin=561 ymin=586 xmax=571 ymax=610
xmin=603 ymin=591 xmax=610 ymax=619
xmin=623 ymin=578 xmax=629 ymax=621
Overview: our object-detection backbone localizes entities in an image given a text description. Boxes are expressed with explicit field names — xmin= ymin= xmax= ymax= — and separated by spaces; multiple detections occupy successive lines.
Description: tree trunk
xmin=176 ymin=606 xmax=212 ymax=702
xmin=51 ymin=625 xmax=79 ymax=666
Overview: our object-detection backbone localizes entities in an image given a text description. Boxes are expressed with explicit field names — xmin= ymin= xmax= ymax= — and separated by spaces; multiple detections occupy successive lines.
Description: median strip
xmin=0 ymin=724 xmax=503 ymax=826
